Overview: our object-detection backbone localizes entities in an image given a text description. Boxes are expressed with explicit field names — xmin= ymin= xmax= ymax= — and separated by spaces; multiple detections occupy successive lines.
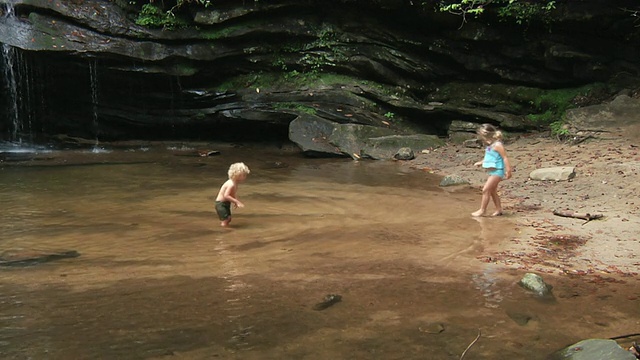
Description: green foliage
xmin=550 ymin=120 xmax=569 ymax=136
xmin=295 ymin=25 xmax=348 ymax=75
xmin=300 ymin=53 xmax=332 ymax=74
xmin=437 ymin=0 xmax=488 ymax=17
xmin=272 ymin=57 xmax=287 ymax=71
xmin=384 ymin=112 xmax=395 ymax=119
xmin=281 ymin=42 xmax=306 ymax=53
xmin=435 ymin=0 xmax=556 ymax=26
xmin=135 ymin=0 xmax=215 ymax=29
xmin=135 ymin=4 xmax=164 ymax=27
xmin=316 ymin=26 xmax=339 ymax=48
xmin=526 ymin=109 xmax=554 ymax=124
xmin=526 ymin=84 xmax=606 ymax=133
xmin=175 ymin=0 xmax=213 ymax=8
xmin=526 ymin=88 xmax=578 ymax=124
xmin=273 ymin=103 xmax=317 ymax=115
xmin=284 ymin=70 xmax=301 ymax=80
xmin=202 ymin=26 xmax=241 ymax=40
xmin=265 ymin=26 xmax=345 ymax=83
xmin=135 ymin=3 xmax=188 ymax=29
xmin=497 ymin=0 xmax=556 ymax=25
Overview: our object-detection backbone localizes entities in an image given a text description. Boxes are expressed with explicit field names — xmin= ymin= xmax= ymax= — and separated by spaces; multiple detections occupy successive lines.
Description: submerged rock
xmin=518 ymin=273 xmax=552 ymax=297
xmin=418 ymin=322 xmax=445 ymax=334
xmin=506 ymin=311 xmax=535 ymax=326
xmin=313 ymin=294 xmax=342 ymax=311
xmin=0 ymin=151 xmax=42 ymax=162
xmin=0 ymin=249 xmax=80 ymax=267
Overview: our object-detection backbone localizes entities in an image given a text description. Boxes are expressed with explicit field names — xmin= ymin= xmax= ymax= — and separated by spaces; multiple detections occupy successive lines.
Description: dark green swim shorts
xmin=215 ymin=201 xmax=231 ymax=220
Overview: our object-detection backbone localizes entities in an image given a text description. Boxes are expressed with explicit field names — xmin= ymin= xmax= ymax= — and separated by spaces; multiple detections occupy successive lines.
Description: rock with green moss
xmin=364 ymin=134 xmax=445 ymax=160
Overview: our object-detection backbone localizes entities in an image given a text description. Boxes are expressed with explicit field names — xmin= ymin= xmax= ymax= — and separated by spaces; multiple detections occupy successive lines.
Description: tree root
xmin=460 ymin=329 xmax=481 ymax=360
xmin=610 ymin=332 xmax=640 ymax=340
xmin=553 ymin=209 xmax=604 ymax=225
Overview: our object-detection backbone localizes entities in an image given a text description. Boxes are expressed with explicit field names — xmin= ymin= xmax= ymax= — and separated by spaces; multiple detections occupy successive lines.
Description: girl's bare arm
xmin=494 ymin=143 xmax=512 ymax=179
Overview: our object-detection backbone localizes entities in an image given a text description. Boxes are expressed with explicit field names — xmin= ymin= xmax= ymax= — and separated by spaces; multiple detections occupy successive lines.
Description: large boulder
xmin=328 ymin=123 xmax=399 ymax=158
xmin=288 ymin=117 xmax=445 ymax=159
xmin=565 ymin=95 xmax=640 ymax=135
xmin=288 ymin=115 xmax=344 ymax=157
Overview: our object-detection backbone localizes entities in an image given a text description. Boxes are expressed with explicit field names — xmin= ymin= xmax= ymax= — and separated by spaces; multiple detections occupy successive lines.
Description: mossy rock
xmin=364 ymin=134 xmax=445 ymax=160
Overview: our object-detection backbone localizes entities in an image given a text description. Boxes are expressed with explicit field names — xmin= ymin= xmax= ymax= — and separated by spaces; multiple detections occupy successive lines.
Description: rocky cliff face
xmin=1 ymin=0 xmax=639 ymax=147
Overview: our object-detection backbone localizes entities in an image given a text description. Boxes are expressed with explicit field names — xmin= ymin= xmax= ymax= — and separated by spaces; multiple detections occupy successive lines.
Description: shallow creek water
xmin=0 ymin=142 xmax=637 ymax=359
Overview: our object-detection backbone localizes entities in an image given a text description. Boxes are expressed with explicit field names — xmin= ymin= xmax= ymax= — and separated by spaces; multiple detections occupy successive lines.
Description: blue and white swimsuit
xmin=482 ymin=142 xmax=505 ymax=178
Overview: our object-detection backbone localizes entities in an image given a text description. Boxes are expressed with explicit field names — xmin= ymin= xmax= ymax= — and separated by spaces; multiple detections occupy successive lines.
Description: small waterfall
xmin=89 ymin=59 xmax=102 ymax=152
xmin=1 ymin=44 xmax=20 ymax=142
xmin=87 ymin=60 xmax=108 ymax=153
xmin=3 ymin=0 xmax=14 ymax=16
xmin=2 ymin=1 xmax=32 ymax=145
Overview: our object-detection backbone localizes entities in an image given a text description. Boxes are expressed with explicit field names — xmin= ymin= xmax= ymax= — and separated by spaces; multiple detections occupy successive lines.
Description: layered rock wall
xmin=1 ymin=0 xmax=639 ymax=146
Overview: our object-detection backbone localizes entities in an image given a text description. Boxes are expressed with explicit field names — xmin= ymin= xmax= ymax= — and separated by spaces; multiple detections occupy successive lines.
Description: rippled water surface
xmin=0 ymin=143 xmax=637 ymax=359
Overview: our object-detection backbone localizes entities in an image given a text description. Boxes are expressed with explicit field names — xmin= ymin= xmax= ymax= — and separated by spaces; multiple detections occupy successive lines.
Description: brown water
xmin=0 ymin=143 xmax=637 ymax=360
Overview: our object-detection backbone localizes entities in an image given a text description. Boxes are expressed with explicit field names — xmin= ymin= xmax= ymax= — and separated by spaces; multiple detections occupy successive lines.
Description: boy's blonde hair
xmin=477 ymin=123 xmax=503 ymax=142
xmin=228 ymin=162 xmax=250 ymax=179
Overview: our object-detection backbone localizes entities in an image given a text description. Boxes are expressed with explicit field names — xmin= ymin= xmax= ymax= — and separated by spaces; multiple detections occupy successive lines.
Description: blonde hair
xmin=228 ymin=162 xmax=250 ymax=179
xmin=477 ymin=123 xmax=503 ymax=142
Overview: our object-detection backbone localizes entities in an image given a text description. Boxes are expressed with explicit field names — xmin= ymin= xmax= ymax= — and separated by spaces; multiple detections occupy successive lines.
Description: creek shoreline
xmin=406 ymin=132 xmax=640 ymax=279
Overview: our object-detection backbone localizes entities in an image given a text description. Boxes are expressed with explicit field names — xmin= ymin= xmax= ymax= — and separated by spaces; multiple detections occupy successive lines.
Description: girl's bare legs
xmin=490 ymin=189 xmax=503 ymax=216
xmin=471 ymin=176 xmax=502 ymax=217
xmin=221 ymin=217 xmax=232 ymax=227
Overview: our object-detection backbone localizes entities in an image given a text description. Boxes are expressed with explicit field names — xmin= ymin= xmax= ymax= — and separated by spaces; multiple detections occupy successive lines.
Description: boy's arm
xmin=221 ymin=184 xmax=244 ymax=208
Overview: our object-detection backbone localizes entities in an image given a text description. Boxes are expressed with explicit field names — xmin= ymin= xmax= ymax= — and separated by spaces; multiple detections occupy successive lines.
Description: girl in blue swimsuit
xmin=472 ymin=124 xmax=512 ymax=217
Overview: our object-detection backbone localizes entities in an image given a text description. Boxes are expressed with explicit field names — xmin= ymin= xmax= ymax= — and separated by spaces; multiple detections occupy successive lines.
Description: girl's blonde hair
xmin=228 ymin=162 xmax=250 ymax=179
xmin=477 ymin=123 xmax=503 ymax=142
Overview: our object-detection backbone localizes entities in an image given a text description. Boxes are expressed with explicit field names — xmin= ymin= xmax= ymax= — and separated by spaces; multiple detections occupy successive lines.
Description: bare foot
xmin=221 ymin=219 xmax=230 ymax=227
xmin=471 ymin=210 xmax=485 ymax=217
xmin=491 ymin=211 xmax=503 ymax=216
